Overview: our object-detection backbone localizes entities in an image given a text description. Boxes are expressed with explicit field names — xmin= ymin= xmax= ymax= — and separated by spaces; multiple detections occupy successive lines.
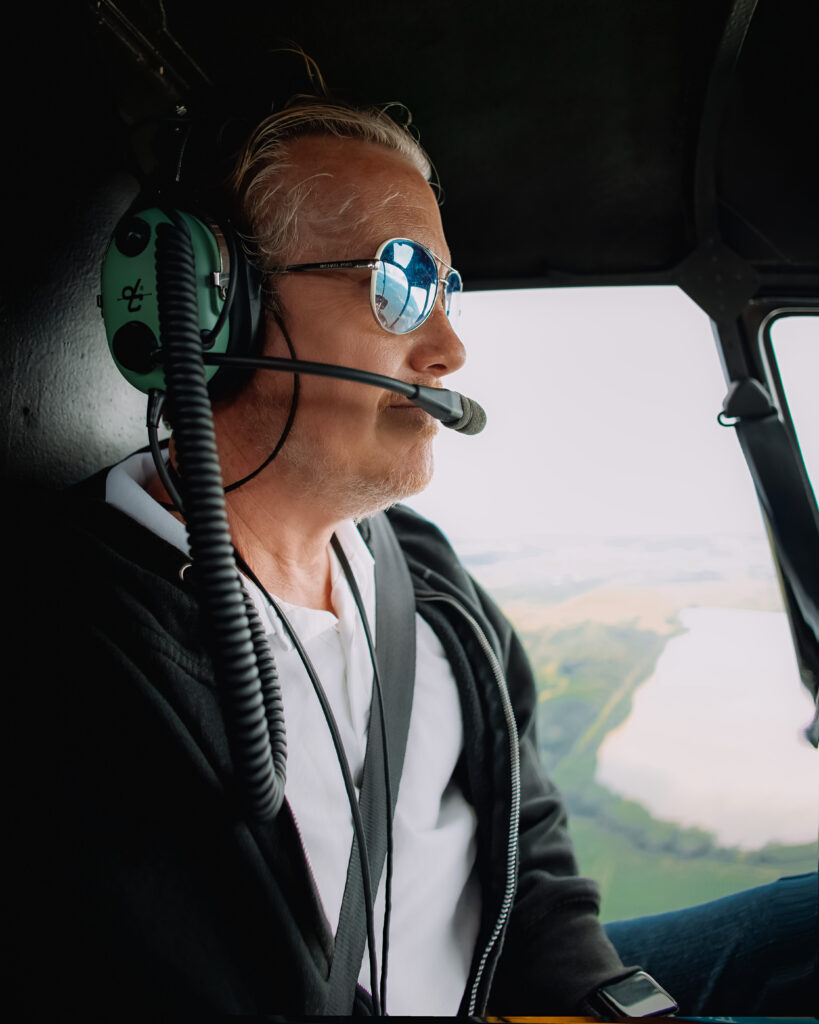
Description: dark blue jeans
xmin=604 ymin=872 xmax=818 ymax=1016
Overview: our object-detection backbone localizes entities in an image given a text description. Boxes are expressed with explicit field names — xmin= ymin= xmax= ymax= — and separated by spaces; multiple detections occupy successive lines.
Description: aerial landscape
xmin=458 ymin=531 xmax=819 ymax=922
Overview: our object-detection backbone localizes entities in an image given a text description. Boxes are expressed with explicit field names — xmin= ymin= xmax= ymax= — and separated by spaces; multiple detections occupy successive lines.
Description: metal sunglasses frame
xmin=272 ymin=236 xmax=463 ymax=335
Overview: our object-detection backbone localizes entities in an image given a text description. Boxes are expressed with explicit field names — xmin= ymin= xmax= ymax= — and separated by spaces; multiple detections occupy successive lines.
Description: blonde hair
xmin=226 ymin=66 xmax=436 ymax=312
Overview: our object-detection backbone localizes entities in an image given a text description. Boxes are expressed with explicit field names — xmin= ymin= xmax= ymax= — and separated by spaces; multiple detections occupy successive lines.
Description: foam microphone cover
xmin=451 ymin=395 xmax=487 ymax=435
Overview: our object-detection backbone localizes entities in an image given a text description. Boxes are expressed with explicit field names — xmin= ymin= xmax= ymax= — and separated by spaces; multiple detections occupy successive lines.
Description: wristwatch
xmin=583 ymin=970 xmax=679 ymax=1018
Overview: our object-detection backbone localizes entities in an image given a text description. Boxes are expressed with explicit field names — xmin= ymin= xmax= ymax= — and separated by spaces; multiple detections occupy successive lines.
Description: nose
xmin=406 ymin=305 xmax=467 ymax=380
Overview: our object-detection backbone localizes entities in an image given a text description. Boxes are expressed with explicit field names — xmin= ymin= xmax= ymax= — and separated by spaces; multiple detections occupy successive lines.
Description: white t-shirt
xmin=106 ymin=453 xmax=481 ymax=1014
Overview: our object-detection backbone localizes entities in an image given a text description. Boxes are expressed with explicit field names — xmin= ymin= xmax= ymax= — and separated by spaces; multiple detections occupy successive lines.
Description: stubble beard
xmin=278 ymin=419 xmax=438 ymax=522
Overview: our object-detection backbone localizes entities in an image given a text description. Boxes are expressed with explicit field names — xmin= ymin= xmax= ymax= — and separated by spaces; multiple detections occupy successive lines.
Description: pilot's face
xmin=239 ymin=135 xmax=466 ymax=520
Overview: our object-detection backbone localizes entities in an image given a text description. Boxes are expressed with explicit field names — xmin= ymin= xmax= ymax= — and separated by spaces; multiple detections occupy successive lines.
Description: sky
xmin=408 ymin=290 xmax=818 ymax=847
xmin=408 ymin=287 xmax=818 ymax=546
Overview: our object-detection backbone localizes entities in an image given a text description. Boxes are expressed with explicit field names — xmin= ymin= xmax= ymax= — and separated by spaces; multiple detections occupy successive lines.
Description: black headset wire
xmin=222 ymin=312 xmax=300 ymax=493
xmin=150 ymin=240 xmax=300 ymax=507
xmin=147 ymin=388 xmax=186 ymax=514
xmin=149 ymin=202 xmax=387 ymax=1010
xmin=232 ymin=547 xmax=385 ymax=1016
xmin=200 ymin=213 xmax=239 ymax=353
xmin=149 ymin=370 xmax=390 ymax=1010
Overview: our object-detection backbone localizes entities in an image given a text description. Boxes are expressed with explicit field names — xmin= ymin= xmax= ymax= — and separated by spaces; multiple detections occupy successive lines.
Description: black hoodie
xmin=6 ymin=475 xmax=630 ymax=1015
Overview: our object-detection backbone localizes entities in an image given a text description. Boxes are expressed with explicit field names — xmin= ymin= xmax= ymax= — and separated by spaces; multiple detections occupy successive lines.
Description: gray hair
xmin=227 ymin=95 xmax=436 ymax=314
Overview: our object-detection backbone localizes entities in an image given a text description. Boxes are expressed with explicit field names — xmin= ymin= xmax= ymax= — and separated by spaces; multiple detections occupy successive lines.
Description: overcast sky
xmin=408 ymin=287 xmax=818 ymax=546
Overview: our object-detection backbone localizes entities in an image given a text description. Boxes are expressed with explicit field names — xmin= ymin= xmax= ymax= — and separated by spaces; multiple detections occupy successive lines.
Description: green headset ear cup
xmin=100 ymin=208 xmax=232 ymax=394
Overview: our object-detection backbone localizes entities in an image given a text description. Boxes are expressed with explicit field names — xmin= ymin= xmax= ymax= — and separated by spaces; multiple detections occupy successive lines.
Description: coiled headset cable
xmin=149 ymin=207 xmax=392 ymax=1012
xmin=152 ymin=209 xmax=286 ymax=822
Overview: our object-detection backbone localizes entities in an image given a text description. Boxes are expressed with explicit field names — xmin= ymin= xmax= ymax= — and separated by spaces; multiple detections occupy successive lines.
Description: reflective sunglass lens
xmin=374 ymin=239 xmax=439 ymax=334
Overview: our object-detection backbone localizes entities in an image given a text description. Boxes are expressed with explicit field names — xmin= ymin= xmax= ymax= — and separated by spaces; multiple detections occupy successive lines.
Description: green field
xmin=514 ymin=616 xmax=818 ymax=919
xmin=570 ymin=817 xmax=817 ymax=923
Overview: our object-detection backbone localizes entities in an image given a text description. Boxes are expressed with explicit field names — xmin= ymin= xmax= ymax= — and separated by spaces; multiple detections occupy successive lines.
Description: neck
xmin=146 ymin=444 xmax=344 ymax=614
xmin=227 ymin=484 xmax=338 ymax=612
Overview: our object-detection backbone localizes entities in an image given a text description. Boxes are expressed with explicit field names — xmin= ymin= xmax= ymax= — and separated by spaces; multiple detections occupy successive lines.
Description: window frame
xmin=759 ymin=307 xmax=819 ymax=516
xmin=719 ymin=299 xmax=819 ymax=745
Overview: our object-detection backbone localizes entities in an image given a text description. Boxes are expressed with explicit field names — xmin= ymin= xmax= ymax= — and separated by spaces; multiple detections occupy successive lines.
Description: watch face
xmin=601 ymin=971 xmax=679 ymax=1016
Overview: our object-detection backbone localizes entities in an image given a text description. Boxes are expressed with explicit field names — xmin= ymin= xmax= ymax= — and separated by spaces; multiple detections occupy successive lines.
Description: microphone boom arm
xmin=200 ymin=352 xmax=473 ymax=428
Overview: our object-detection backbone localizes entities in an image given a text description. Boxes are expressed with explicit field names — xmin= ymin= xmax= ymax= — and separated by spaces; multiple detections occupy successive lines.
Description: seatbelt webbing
xmin=324 ymin=512 xmax=417 ymax=1012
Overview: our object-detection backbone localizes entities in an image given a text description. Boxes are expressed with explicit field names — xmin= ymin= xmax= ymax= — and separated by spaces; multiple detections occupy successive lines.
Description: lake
xmin=595 ymin=607 xmax=818 ymax=849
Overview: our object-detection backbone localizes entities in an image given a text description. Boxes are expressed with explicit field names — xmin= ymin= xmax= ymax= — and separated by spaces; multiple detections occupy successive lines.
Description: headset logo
xmin=118 ymin=278 xmax=152 ymax=313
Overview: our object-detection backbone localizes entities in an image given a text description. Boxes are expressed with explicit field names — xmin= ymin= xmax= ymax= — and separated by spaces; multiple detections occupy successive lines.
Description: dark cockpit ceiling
xmin=6 ymin=1 xmax=819 ymax=694
xmin=12 ymin=0 xmax=819 ymax=296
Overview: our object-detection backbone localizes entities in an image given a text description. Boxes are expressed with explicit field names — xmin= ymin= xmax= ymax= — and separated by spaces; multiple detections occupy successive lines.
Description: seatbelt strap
xmin=324 ymin=512 xmax=417 ymax=1012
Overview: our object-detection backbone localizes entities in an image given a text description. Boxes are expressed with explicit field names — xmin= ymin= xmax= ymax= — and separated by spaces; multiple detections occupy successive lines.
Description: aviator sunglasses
xmin=274 ymin=237 xmax=463 ymax=335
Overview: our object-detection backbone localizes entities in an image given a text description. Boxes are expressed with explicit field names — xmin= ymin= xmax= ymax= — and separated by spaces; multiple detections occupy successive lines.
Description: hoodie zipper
xmin=417 ymin=592 xmax=521 ymax=1017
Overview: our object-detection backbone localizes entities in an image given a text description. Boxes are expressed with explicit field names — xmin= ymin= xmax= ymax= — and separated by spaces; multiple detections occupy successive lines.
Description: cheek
xmin=299 ymin=379 xmax=383 ymax=428
xmin=279 ymin=277 xmax=374 ymax=353
xmin=271 ymin=284 xmax=409 ymax=412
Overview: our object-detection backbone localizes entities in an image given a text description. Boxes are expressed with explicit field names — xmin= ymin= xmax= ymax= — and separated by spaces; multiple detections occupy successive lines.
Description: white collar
xmin=105 ymin=451 xmax=376 ymax=648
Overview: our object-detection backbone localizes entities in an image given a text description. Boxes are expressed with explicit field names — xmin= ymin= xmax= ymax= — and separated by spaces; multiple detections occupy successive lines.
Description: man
xmin=7 ymin=95 xmax=815 ymax=1015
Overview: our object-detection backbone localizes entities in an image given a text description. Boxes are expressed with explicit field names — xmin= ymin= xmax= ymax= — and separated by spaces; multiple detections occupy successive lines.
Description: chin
xmin=279 ymin=427 xmax=436 ymax=520
xmin=350 ymin=443 xmax=435 ymax=520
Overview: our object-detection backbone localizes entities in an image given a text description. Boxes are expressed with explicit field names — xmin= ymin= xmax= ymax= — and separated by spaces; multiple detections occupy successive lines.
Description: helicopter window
xmin=408 ymin=285 xmax=819 ymax=922
xmin=766 ymin=313 xmax=819 ymax=505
